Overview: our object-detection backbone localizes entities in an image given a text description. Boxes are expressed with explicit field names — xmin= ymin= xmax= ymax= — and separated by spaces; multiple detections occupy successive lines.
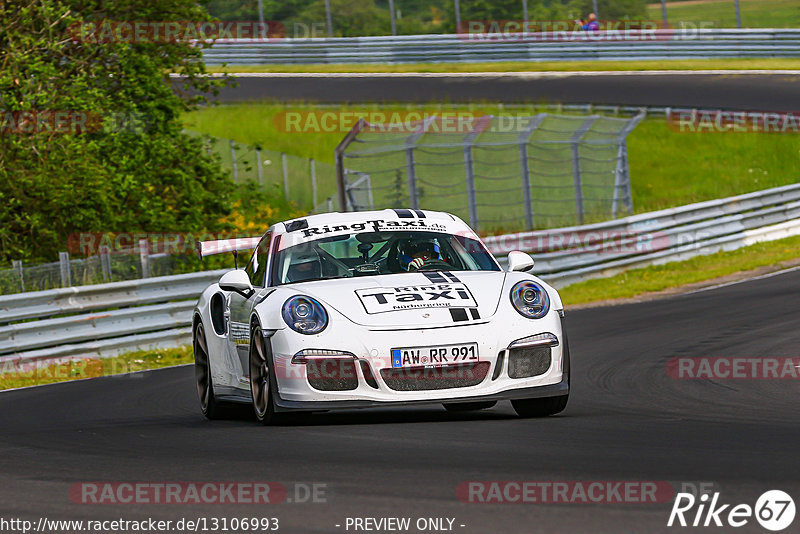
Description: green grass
xmin=184 ymin=102 xmax=800 ymax=226
xmin=206 ymin=58 xmax=800 ymax=74
xmin=559 ymin=233 xmax=800 ymax=305
xmin=0 ymin=347 xmax=193 ymax=391
xmin=648 ymin=0 xmax=800 ymax=29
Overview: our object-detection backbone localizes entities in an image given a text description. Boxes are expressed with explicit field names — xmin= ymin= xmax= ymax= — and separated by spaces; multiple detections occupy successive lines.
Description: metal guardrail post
xmin=462 ymin=122 xmax=483 ymax=230
xmin=139 ymin=239 xmax=150 ymax=278
xmin=518 ymin=114 xmax=547 ymax=231
xmin=12 ymin=260 xmax=23 ymax=292
xmin=569 ymin=117 xmax=598 ymax=225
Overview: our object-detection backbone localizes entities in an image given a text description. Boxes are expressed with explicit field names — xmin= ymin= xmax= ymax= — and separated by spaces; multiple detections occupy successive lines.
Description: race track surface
xmin=205 ymin=72 xmax=800 ymax=109
xmin=1 ymin=270 xmax=799 ymax=533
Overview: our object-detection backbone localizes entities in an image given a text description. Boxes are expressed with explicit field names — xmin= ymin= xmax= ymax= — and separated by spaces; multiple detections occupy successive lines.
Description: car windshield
xmin=272 ymin=231 xmax=500 ymax=285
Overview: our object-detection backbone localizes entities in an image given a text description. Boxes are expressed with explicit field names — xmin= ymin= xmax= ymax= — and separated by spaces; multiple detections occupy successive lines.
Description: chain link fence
xmin=200 ymin=134 xmax=340 ymax=213
xmin=0 ymin=251 xmax=183 ymax=295
xmin=337 ymin=112 xmax=644 ymax=233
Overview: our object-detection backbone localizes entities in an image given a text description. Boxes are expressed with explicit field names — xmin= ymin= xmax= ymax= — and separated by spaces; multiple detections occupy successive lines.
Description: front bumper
xmin=273 ymin=377 xmax=568 ymax=412
xmin=268 ymin=309 xmax=567 ymax=411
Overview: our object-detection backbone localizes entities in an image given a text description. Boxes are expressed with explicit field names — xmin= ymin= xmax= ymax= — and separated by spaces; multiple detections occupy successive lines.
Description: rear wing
xmin=196 ymin=237 xmax=261 ymax=258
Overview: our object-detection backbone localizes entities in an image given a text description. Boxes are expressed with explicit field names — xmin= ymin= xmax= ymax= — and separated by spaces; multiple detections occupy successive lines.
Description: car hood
xmin=286 ymin=271 xmax=507 ymax=329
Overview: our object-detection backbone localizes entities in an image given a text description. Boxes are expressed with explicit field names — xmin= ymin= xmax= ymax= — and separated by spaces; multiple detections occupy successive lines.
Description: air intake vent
xmin=306 ymin=359 xmax=358 ymax=391
xmin=508 ymin=346 xmax=551 ymax=378
xmin=380 ymin=362 xmax=490 ymax=391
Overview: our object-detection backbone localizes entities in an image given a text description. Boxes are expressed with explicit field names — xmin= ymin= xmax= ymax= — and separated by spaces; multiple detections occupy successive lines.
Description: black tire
xmin=194 ymin=323 xmax=225 ymax=420
xmin=443 ymin=401 xmax=497 ymax=412
xmin=511 ymin=395 xmax=569 ymax=417
xmin=249 ymin=326 xmax=284 ymax=426
xmin=511 ymin=332 xmax=571 ymax=418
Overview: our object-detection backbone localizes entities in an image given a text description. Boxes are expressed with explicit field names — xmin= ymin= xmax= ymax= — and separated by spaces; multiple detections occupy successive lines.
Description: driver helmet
xmin=286 ymin=247 xmax=322 ymax=282
xmin=400 ymin=239 xmax=440 ymax=268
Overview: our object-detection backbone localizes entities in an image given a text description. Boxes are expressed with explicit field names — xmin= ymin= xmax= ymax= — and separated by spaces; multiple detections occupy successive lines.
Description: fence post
xmin=59 ymin=251 xmax=71 ymax=288
xmin=405 ymin=147 xmax=419 ymax=209
xmin=335 ymin=118 xmax=368 ymax=212
xmin=12 ymin=260 xmax=24 ymax=292
xmin=613 ymin=112 xmax=645 ymax=217
xmin=569 ymin=116 xmax=598 ymax=225
xmin=256 ymin=147 xmax=263 ymax=185
xmin=463 ymin=144 xmax=478 ymax=230
xmin=100 ymin=247 xmax=111 ymax=282
xmin=230 ymin=140 xmax=238 ymax=180
xmin=518 ymin=114 xmax=546 ymax=231
xmin=402 ymin=115 xmax=433 ymax=209
xmin=139 ymin=239 xmax=150 ymax=278
xmin=310 ymin=158 xmax=318 ymax=210
xmin=281 ymin=153 xmax=289 ymax=202
xmin=462 ymin=123 xmax=483 ymax=230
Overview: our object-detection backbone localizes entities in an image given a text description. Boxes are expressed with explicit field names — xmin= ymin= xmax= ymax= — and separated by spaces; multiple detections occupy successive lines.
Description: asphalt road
xmin=1 ymin=269 xmax=799 ymax=533
xmin=204 ymin=72 xmax=800 ymax=110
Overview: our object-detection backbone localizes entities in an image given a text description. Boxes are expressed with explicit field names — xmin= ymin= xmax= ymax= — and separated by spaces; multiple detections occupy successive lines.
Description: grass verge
xmin=0 ymin=346 xmax=194 ymax=391
xmin=647 ymin=0 xmax=800 ymax=29
xmin=559 ymin=234 xmax=800 ymax=305
xmin=205 ymin=58 xmax=800 ymax=74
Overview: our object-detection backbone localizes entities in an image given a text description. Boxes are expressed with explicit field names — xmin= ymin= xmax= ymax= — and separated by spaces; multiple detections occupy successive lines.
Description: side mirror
xmin=507 ymin=251 xmax=535 ymax=272
xmin=219 ymin=269 xmax=253 ymax=296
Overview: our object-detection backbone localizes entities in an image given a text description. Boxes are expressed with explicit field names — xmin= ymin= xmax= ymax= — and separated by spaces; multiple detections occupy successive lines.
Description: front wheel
xmin=194 ymin=323 xmax=226 ymax=419
xmin=512 ymin=332 xmax=570 ymax=418
xmin=511 ymin=395 xmax=568 ymax=417
xmin=249 ymin=326 xmax=284 ymax=425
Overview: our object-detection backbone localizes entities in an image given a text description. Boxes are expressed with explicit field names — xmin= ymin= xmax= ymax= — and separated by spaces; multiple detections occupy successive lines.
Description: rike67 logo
xmin=668 ymin=490 xmax=795 ymax=531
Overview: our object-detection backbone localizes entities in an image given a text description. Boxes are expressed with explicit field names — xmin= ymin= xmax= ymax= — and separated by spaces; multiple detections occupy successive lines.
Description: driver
xmin=400 ymin=239 xmax=444 ymax=271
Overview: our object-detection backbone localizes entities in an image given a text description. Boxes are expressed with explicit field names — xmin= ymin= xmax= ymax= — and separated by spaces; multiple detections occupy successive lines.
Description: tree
xmin=0 ymin=0 xmax=234 ymax=263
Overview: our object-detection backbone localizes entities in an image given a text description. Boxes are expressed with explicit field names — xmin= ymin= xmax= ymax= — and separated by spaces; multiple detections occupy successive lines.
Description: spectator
xmin=577 ymin=13 xmax=599 ymax=31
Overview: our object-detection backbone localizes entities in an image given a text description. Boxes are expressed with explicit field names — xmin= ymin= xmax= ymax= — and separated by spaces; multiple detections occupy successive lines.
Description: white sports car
xmin=193 ymin=209 xmax=569 ymax=424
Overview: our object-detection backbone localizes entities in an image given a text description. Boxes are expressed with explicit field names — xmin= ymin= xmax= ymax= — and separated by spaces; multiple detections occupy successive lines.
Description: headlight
xmin=282 ymin=295 xmax=328 ymax=334
xmin=510 ymin=281 xmax=550 ymax=319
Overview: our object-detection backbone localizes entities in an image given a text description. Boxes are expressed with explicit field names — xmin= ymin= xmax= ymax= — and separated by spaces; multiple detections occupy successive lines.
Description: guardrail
xmin=202 ymin=29 xmax=800 ymax=64
xmin=485 ymin=183 xmax=800 ymax=286
xmin=2 ymin=182 xmax=800 ymax=370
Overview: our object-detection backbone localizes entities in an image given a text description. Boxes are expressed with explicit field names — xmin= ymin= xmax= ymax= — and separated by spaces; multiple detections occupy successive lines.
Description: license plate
xmin=391 ymin=343 xmax=479 ymax=368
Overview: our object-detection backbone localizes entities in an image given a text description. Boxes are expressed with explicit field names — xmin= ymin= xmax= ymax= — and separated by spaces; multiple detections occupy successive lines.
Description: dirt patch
xmin=568 ymin=257 xmax=800 ymax=310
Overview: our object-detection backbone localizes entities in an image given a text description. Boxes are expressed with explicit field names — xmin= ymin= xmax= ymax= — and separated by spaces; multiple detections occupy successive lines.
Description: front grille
xmin=508 ymin=346 xmax=551 ymax=378
xmin=306 ymin=359 xmax=358 ymax=391
xmin=380 ymin=362 xmax=490 ymax=391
